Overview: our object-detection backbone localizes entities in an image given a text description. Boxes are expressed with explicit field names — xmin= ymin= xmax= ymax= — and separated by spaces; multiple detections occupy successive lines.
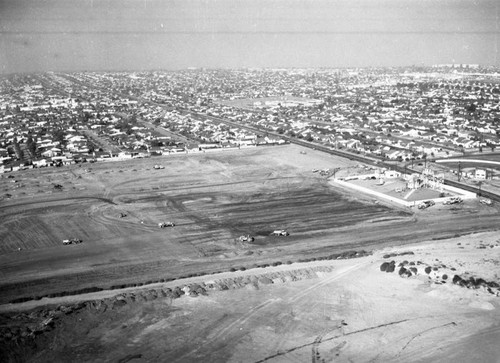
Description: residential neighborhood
xmin=1 ymin=65 xmax=500 ymax=173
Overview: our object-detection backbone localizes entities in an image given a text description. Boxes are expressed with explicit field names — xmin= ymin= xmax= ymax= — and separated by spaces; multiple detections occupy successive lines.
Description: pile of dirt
xmin=0 ymin=265 xmax=335 ymax=355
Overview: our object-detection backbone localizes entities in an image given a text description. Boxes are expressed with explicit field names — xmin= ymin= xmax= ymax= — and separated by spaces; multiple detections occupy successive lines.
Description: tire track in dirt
xmin=176 ymin=263 xmax=367 ymax=363
xmin=311 ymin=334 xmax=324 ymax=363
xmin=269 ymin=263 xmax=365 ymax=359
xmin=173 ymin=299 xmax=278 ymax=362
xmin=255 ymin=318 xmax=413 ymax=363
xmin=289 ymin=263 xmax=365 ymax=303
xmin=394 ymin=321 xmax=500 ymax=362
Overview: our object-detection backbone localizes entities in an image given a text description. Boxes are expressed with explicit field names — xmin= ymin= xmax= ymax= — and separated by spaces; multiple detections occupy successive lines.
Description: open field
xmin=1 ymin=144 xmax=500 ymax=305
xmin=217 ymin=96 xmax=321 ymax=110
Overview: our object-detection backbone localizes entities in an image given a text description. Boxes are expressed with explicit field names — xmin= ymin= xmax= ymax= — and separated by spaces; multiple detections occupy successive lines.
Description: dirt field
xmin=1 ymin=145 xmax=500 ymax=304
xmin=1 ymin=232 xmax=499 ymax=362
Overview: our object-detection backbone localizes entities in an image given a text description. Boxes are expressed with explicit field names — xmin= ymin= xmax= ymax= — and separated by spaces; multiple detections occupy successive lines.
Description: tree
xmin=26 ymin=135 xmax=37 ymax=156
xmin=13 ymin=139 xmax=23 ymax=160
xmin=52 ymin=129 xmax=65 ymax=146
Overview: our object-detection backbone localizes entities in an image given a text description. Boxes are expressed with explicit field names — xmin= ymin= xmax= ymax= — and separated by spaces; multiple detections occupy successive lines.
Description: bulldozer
xmin=238 ymin=235 xmax=254 ymax=242
xmin=271 ymin=230 xmax=289 ymax=236
xmin=159 ymin=222 xmax=175 ymax=228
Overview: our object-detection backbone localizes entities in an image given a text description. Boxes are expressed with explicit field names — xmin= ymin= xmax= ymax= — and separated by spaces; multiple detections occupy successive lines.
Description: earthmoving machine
xmin=238 ymin=235 xmax=254 ymax=242
xmin=62 ymin=238 xmax=83 ymax=245
xmin=271 ymin=230 xmax=289 ymax=236
xmin=479 ymin=198 xmax=492 ymax=205
xmin=159 ymin=222 xmax=175 ymax=228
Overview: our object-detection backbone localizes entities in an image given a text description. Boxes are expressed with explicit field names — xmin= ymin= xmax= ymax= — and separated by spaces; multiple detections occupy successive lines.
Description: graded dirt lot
xmin=1 ymin=145 xmax=499 ymax=304
xmin=1 ymin=144 xmax=500 ymax=362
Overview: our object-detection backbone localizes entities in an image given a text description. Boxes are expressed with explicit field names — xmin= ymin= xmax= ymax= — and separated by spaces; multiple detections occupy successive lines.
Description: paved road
xmin=80 ymin=130 xmax=122 ymax=154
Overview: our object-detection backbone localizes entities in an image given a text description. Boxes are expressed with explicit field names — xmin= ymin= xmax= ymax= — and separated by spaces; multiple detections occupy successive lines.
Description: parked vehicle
xmin=418 ymin=200 xmax=435 ymax=209
xmin=443 ymin=197 xmax=463 ymax=205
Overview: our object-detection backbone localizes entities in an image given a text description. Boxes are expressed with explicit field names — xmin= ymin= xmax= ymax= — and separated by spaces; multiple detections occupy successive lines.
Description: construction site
xmin=0 ymin=144 xmax=499 ymax=362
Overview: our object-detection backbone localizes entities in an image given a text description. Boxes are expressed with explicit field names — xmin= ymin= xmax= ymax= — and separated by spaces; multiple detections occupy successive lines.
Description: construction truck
xmin=238 ymin=235 xmax=254 ymax=242
xmin=271 ymin=230 xmax=289 ymax=236
xmin=159 ymin=222 xmax=175 ymax=228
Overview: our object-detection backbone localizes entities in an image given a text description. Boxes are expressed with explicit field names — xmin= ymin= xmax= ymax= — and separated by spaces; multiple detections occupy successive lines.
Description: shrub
xmin=398 ymin=267 xmax=407 ymax=276
xmin=230 ymin=267 xmax=237 ymax=272
xmin=425 ymin=266 xmax=432 ymax=274
xmin=380 ymin=262 xmax=389 ymax=272
xmin=442 ymin=274 xmax=448 ymax=280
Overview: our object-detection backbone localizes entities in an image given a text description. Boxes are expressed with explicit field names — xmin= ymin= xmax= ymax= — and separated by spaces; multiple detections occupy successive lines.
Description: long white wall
xmin=330 ymin=177 xmax=476 ymax=207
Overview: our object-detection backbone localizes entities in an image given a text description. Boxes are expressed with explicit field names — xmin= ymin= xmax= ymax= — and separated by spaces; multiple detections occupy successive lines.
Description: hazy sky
xmin=0 ymin=0 xmax=499 ymax=74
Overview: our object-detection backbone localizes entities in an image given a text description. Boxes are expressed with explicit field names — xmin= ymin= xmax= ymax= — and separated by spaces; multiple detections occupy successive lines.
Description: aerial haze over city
xmin=1 ymin=0 xmax=499 ymax=73
xmin=1 ymin=1 xmax=500 ymax=362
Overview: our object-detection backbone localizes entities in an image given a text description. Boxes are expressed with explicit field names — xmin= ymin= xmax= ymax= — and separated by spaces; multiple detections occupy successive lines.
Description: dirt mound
xmin=0 ymin=265 xmax=335 ymax=358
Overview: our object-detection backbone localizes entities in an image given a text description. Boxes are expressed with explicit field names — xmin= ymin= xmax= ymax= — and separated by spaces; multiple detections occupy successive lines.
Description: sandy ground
xmin=1 ymin=231 xmax=497 ymax=363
